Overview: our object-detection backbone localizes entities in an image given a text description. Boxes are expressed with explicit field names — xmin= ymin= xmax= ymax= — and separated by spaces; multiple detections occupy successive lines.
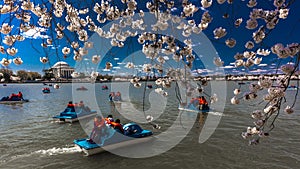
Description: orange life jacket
xmin=67 ymin=104 xmax=75 ymax=107
xmin=105 ymin=118 xmax=114 ymax=124
xmin=110 ymin=122 xmax=124 ymax=133
xmin=199 ymin=98 xmax=205 ymax=105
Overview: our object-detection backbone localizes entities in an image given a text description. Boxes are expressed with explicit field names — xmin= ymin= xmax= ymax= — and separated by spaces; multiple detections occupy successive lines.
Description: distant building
xmin=49 ymin=61 xmax=74 ymax=79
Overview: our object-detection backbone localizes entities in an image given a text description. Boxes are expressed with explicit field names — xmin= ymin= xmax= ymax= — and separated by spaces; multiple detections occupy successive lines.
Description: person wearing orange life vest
xmin=110 ymin=119 xmax=124 ymax=133
xmin=201 ymin=96 xmax=208 ymax=105
xmin=66 ymin=101 xmax=76 ymax=112
xmin=8 ymin=93 xmax=18 ymax=100
xmin=199 ymin=96 xmax=209 ymax=110
xmin=199 ymin=96 xmax=205 ymax=105
xmin=105 ymin=115 xmax=114 ymax=125
xmin=67 ymin=101 xmax=75 ymax=107
xmin=17 ymin=91 xmax=23 ymax=100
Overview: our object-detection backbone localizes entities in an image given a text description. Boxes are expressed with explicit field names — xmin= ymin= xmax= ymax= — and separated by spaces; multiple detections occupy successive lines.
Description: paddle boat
xmin=178 ymin=103 xmax=210 ymax=113
xmin=178 ymin=96 xmax=210 ymax=113
xmin=108 ymin=92 xmax=122 ymax=102
xmin=0 ymin=92 xmax=28 ymax=104
xmin=74 ymin=123 xmax=153 ymax=156
xmin=76 ymin=86 xmax=88 ymax=91
xmin=287 ymin=85 xmax=298 ymax=90
xmin=146 ymin=84 xmax=153 ymax=89
xmin=42 ymin=87 xmax=50 ymax=93
xmin=101 ymin=85 xmax=108 ymax=90
xmin=53 ymin=107 xmax=97 ymax=123
xmin=0 ymin=98 xmax=29 ymax=104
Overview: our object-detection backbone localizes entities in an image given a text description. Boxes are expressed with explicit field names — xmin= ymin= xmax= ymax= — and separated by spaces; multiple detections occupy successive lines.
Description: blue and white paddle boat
xmin=42 ymin=87 xmax=50 ymax=93
xmin=53 ymin=107 xmax=97 ymax=123
xmin=287 ymin=85 xmax=298 ymax=90
xmin=74 ymin=123 xmax=153 ymax=156
xmin=101 ymin=85 xmax=108 ymax=90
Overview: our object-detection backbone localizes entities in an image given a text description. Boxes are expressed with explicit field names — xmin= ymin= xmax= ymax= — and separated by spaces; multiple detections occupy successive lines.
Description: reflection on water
xmin=0 ymin=82 xmax=299 ymax=168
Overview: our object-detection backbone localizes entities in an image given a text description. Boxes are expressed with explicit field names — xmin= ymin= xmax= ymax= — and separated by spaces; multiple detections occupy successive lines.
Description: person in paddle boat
xmin=105 ymin=115 xmax=114 ymax=125
xmin=108 ymin=92 xmax=115 ymax=101
xmin=17 ymin=91 xmax=23 ymax=100
xmin=110 ymin=119 xmax=124 ymax=134
xmin=87 ymin=115 xmax=115 ymax=145
xmin=188 ymin=96 xmax=209 ymax=110
xmin=66 ymin=101 xmax=76 ymax=112
xmin=199 ymin=96 xmax=209 ymax=110
xmin=104 ymin=115 xmax=124 ymax=133
xmin=87 ymin=115 xmax=106 ymax=144
xmin=75 ymin=100 xmax=91 ymax=113
xmin=113 ymin=91 xmax=122 ymax=101
xmin=6 ymin=91 xmax=23 ymax=101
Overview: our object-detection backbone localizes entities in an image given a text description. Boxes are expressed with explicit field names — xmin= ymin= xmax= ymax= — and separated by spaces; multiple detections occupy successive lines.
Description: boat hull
xmin=74 ymin=136 xmax=154 ymax=156
xmin=178 ymin=104 xmax=210 ymax=113
xmin=0 ymin=99 xmax=29 ymax=104
xmin=42 ymin=90 xmax=50 ymax=93
xmin=53 ymin=110 xmax=97 ymax=123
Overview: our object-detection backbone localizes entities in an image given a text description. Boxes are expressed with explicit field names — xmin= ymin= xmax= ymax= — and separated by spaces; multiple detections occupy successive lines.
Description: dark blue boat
xmin=0 ymin=95 xmax=28 ymax=104
xmin=74 ymin=123 xmax=153 ymax=156
xmin=0 ymin=99 xmax=29 ymax=104
xmin=53 ymin=107 xmax=97 ymax=123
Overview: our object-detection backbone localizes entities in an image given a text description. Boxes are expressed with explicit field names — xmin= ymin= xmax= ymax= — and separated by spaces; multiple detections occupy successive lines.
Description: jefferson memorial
xmin=50 ymin=61 xmax=74 ymax=78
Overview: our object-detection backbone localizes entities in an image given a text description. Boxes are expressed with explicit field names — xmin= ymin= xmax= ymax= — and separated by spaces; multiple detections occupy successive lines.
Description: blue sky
xmin=1 ymin=0 xmax=299 ymax=75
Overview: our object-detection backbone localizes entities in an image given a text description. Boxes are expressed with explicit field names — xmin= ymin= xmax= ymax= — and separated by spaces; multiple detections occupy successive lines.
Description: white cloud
xmin=171 ymin=7 xmax=177 ymax=12
xmin=258 ymin=63 xmax=267 ymax=67
xmin=220 ymin=65 xmax=235 ymax=69
xmin=191 ymin=42 xmax=202 ymax=47
xmin=21 ymin=27 xmax=49 ymax=39
xmin=200 ymin=7 xmax=208 ymax=11
xmin=250 ymin=69 xmax=267 ymax=73
xmin=163 ymin=56 xmax=169 ymax=60
xmin=193 ymin=69 xmax=213 ymax=74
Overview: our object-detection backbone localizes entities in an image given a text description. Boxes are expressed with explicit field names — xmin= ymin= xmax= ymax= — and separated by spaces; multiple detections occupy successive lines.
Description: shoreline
xmin=1 ymin=74 xmax=299 ymax=84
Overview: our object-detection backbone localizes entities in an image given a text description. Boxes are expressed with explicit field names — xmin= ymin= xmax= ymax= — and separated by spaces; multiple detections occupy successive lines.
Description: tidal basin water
xmin=0 ymin=82 xmax=299 ymax=169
